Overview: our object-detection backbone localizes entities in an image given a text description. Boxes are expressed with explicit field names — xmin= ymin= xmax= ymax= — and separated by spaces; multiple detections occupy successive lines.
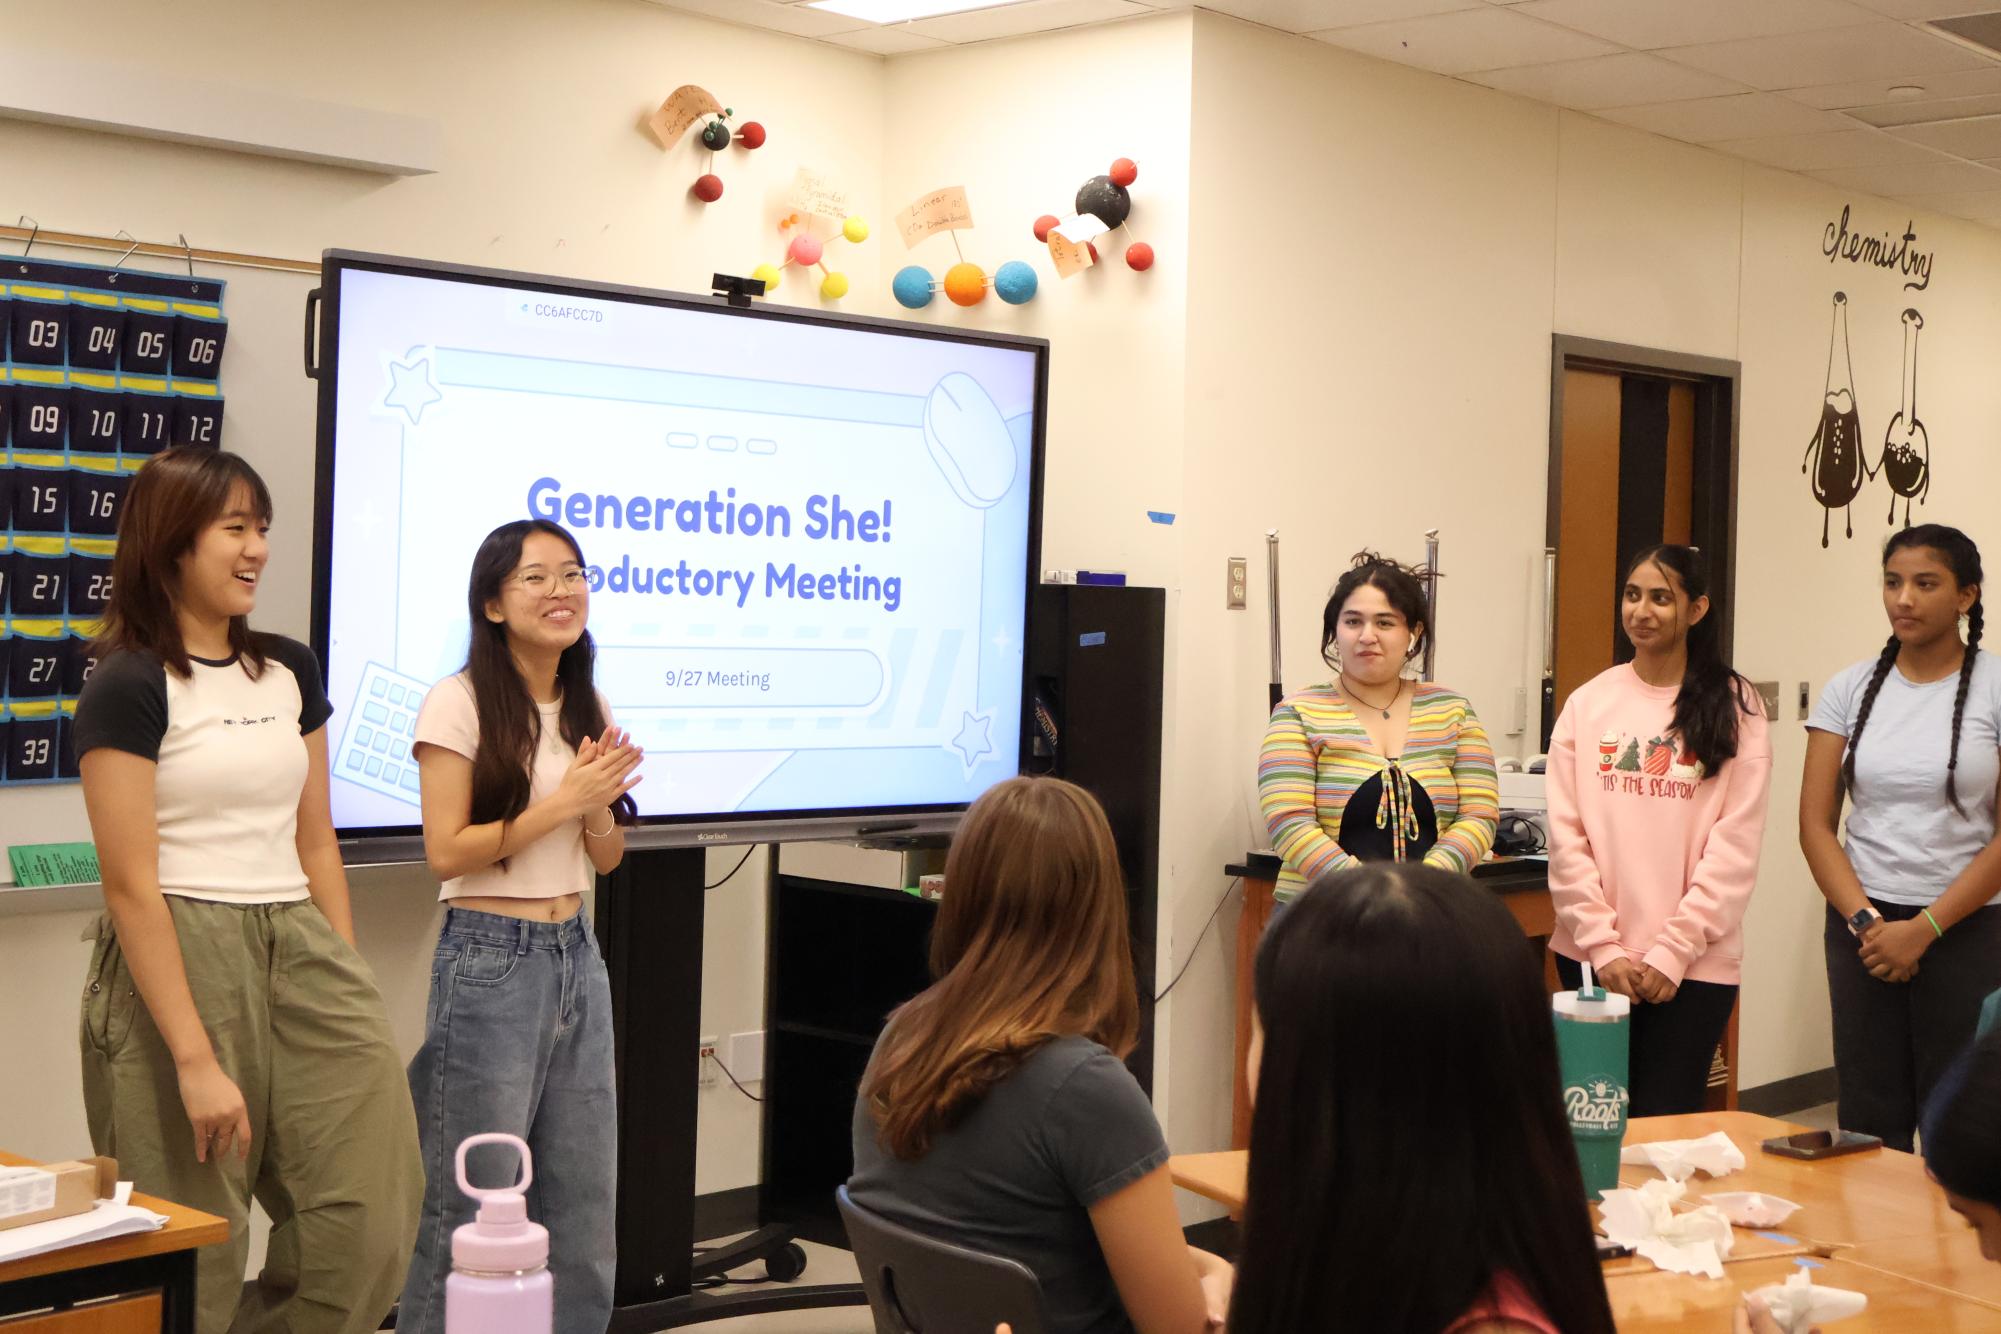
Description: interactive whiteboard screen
xmin=311 ymin=252 xmax=1044 ymax=845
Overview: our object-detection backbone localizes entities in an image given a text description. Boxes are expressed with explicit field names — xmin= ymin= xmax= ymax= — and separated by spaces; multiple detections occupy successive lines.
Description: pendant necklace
xmin=1341 ymin=674 xmax=1403 ymax=720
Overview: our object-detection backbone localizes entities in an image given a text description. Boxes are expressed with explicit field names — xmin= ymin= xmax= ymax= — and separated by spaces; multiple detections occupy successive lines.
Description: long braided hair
xmin=1842 ymin=524 xmax=1984 ymax=814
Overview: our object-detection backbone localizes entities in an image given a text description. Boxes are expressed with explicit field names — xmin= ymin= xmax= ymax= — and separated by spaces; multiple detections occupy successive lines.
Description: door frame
xmin=1544 ymin=336 xmax=1743 ymax=745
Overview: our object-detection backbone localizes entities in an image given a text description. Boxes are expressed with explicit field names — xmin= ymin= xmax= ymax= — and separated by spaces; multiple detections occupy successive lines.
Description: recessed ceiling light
xmin=808 ymin=0 xmax=1021 ymax=22
xmin=1887 ymin=85 xmax=1927 ymax=101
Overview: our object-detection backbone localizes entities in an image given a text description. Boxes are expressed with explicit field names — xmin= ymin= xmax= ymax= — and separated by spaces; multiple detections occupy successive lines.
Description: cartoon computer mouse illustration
xmin=924 ymin=372 xmax=1018 ymax=509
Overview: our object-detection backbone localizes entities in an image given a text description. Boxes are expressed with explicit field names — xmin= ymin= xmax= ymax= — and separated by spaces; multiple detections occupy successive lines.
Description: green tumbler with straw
xmin=1552 ymin=962 xmax=1631 ymax=1200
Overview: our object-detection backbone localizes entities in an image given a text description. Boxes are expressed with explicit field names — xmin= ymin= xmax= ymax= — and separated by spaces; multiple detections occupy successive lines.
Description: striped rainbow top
xmin=1260 ymin=682 xmax=1499 ymax=899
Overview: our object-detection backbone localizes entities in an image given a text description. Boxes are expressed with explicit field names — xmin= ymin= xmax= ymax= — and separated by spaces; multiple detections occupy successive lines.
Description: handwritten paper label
xmin=896 ymin=186 xmax=974 ymax=249
xmin=788 ymin=168 xmax=852 ymax=222
xmin=1049 ymin=231 xmax=1095 ymax=278
xmin=644 ymin=84 xmax=723 ymax=150
xmin=1050 ymin=213 xmax=1110 ymax=244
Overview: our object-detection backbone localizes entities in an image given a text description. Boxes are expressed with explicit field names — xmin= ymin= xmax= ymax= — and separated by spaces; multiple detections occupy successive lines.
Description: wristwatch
xmin=1848 ymin=906 xmax=1883 ymax=938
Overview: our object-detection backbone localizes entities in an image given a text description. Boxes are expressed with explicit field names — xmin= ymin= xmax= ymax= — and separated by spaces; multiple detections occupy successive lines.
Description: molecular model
xmin=640 ymin=85 xmax=765 ymax=202
xmin=890 ymin=186 xmax=1037 ymax=310
xmin=689 ymin=109 xmax=766 ymax=202
xmin=752 ymin=211 xmax=871 ymax=302
xmin=1034 ymin=157 xmax=1155 ymax=273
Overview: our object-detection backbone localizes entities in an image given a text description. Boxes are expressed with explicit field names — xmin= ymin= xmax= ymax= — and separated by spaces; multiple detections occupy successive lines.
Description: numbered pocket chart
xmin=0 ymin=257 xmax=227 ymax=785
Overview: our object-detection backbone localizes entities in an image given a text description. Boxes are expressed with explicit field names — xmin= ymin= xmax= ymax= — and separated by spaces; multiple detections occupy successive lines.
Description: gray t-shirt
xmin=1809 ymin=650 xmax=2001 ymax=906
xmin=848 ymin=1034 xmax=1168 ymax=1334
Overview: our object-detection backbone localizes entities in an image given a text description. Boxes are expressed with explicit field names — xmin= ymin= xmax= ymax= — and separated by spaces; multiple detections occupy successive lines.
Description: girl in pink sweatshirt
xmin=1548 ymin=545 xmax=1773 ymax=1116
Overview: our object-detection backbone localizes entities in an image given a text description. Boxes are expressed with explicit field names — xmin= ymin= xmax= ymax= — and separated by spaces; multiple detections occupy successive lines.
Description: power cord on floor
xmin=1154 ymin=877 xmax=1241 ymax=1004
xmin=711 ymin=1051 xmax=764 ymax=1102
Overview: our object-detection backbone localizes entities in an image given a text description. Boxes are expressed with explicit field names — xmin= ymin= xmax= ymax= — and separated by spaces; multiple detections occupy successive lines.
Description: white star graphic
xmin=950 ymin=709 xmax=994 ymax=771
xmin=383 ymin=356 xmax=442 ymax=425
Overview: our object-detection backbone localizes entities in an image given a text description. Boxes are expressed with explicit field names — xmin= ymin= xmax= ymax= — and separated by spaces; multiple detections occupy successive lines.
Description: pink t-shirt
xmin=1546 ymin=663 xmax=1773 ymax=986
xmin=1444 ymin=1273 xmax=1562 ymax=1334
xmin=412 ymin=673 xmax=610 ymax=902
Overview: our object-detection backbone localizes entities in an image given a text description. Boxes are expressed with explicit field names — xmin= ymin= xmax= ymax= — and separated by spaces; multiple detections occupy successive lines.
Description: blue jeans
xmin=398 ymin=908 xmax=618 ymax=1334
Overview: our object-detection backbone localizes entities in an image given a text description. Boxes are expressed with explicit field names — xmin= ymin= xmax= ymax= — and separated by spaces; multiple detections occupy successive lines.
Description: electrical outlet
xmin=698 ymin=1034 xmax=718 ymax=1088
xmin=1227 ymin=557 xmax=1247 ymax=610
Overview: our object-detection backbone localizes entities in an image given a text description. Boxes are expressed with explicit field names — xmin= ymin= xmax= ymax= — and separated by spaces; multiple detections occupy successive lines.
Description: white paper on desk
xmin=0 ymin=1183 xmax=166 ymax=1264
xmin=1620 ymin=1131 xmax=1745 ymax=1182
xmin=1598 ymin=1179 xmax=1736 ymax=1279
xmin=1704 ymin=1191 xmax=1800 ymax=1228
xmin=1749 ymin=1269 xmax=1868 ymax=1332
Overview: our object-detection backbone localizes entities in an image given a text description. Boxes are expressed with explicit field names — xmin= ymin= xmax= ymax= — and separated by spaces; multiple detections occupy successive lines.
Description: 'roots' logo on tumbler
xmin=1564 ymin=1078 xmax=1629 ymax=1135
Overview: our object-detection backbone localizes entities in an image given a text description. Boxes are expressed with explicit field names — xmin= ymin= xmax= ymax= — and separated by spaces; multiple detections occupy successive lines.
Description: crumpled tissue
xmin=1597 ymin=1179 xmax=1736 ymax=1279
xmin=1749 ymin=1268 xmax=1869 ymax=1332
xmin=1703 ymin=1191 xmax=1801 ymax=1229
xmin=1619 ymin=1131 xmax=1746 ymax=1182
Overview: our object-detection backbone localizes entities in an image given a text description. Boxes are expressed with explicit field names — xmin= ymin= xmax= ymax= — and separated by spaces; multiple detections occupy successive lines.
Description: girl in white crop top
xmin=396 ymin=519 xmax=640 ymax=1334
xmin=74 ymin=448 xmax=421 ymax=1334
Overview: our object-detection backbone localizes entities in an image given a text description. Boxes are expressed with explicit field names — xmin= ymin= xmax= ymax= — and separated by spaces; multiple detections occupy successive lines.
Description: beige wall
xmin=7 ymin=0 xmax=2001 ymax=1238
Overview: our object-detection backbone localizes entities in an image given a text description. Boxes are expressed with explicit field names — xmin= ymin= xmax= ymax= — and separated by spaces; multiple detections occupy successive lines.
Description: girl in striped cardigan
xmin=1260 ymin=553 xmax=1498 ymax=901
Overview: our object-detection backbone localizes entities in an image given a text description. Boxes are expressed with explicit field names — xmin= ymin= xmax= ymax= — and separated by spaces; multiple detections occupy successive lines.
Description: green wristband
xmin=1922 ymin=908 xmax=1945 ymax=940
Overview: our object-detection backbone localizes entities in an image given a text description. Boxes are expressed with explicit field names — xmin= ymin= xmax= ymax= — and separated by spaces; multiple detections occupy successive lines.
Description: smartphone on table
xmin=1759 ymin=1130 xmax=1882 ymax=1161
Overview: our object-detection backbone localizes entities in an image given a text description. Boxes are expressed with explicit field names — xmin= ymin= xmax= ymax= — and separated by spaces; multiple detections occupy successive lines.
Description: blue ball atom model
xmin=892 ymin=265 xmax=935 ymax=310
xmin=993 ymin=260 xmax=1038 ymax=306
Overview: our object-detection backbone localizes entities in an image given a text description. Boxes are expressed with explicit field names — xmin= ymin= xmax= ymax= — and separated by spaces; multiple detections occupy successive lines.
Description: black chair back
xmin=835 ymin=1185 xmax=1054 ymax=1334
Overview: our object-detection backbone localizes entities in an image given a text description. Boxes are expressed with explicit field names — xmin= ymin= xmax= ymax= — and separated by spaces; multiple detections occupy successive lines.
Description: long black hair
xmin=463 ymin=519 xmax=636 ymax=830
xmin=1623 ymin=545 xmax=1756 ymax=776
xmin=1228 ymin=865 xmax=1616 ymax=1334
xmin=1842 ymin=524 xmax=1984 ymax=814
xmin=1922 ymin=1024 xmax=2001 ymax=1210
xmin=1320 ymin=550 xmax=1432 ymax=670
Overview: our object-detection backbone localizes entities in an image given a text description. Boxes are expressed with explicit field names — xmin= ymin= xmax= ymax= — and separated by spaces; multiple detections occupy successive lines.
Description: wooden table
xmin=1847 ymin=1230 xmax=2001 ymax=1312
xmin=1172 ymin=1111 xmax=1998 ymax=1326
xmin=1607 ymin=1255 xmax=2001 ymax=1331
xmin=0 ymin=1150 xmax=227 ymax=1333
xmin=1620 ymin=1113 xmax=1963 ymax=1248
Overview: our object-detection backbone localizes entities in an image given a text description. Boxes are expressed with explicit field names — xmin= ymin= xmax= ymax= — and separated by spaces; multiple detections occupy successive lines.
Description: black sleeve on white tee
xmin=72 ymin=650 xmax=169 ymax=762
xmin=261 ymin=636 xmax=333 ymax=735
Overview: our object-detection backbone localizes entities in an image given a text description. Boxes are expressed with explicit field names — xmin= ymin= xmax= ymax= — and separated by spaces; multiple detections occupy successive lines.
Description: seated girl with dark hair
xmin=1229 ymin=863 xmax=1615 ymax=1334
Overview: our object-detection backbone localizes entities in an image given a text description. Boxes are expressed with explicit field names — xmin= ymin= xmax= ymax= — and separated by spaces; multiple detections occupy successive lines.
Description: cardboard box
xmin=0 ymin=1158 xmax=117 ymax=1232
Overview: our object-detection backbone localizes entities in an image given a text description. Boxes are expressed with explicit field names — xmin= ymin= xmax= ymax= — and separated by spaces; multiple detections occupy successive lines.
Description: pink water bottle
xmin=446 ymin=1133 xmax=553 ymax=1334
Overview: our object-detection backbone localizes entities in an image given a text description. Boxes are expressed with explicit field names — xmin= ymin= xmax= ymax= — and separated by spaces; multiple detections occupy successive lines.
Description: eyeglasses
xmin=507 ymin=567 xmax=589 ymax=595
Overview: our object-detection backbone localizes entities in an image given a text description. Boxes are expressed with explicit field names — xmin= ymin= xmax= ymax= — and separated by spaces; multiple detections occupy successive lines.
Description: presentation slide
xmin=321 ymin=265 xmax=1038 ymax=832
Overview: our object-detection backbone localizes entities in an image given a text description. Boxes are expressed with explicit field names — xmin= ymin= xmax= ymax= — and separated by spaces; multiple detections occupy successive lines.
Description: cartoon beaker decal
xmin=1804 ymin=291 xmax=1868 ymax=549
xmin=1879 ymin=308 xmax=1930 ymax=529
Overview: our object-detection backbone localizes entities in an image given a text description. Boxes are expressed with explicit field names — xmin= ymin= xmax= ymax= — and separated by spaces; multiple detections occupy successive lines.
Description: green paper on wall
xmin=8 ymin=842 xmax=102 ymax=888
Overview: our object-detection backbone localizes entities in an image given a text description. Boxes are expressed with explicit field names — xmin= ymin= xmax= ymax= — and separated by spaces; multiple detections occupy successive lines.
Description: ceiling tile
xmin=1813 ymin=156 xmax=2001 ymax=192
xmin=1709 ymin=126 xmax=1954 ymax=169
xmin=1899 ymin=187 xmax=2001 ymax=218
xmin=1660 ymin=22 xmax=1992 ymax=91
xmin=1849 ymin=90 xmax=2001 ymax=124
xmin=821 ymin=23 xmax=954 ymax=50
xmin=1510 ymin=0 xmax=1880 ymax=51
xmin=1307 ymin=6 xmax=1618 ymax=75
xmin=1595 ymin=92 xmax=1855 ymax=141
xmin=1848 ymin=0 xmax=2001 ymax=16
xmin=1786 ymin=65 xmax=2001 ymax=108
xmin=903 ymin=0 xmax=1151 ymax=39
xmin=1886 ymin=112 xmax=2001 ymax=155
xmin=1468 ymin=52 xmax=1749 ymax=109
xmin=1147 ymin=0 xmax=1481 ymax=29
xmin=655 ymin=0 xmax=872 ymax=36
